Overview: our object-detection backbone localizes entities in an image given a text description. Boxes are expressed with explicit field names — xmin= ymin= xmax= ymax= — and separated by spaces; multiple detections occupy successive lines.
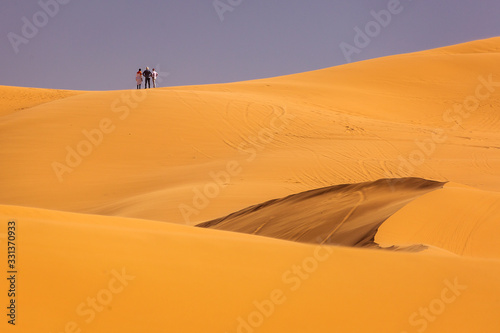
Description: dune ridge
xmin=197 ymin=177 xmax=445 ymax=250
xmin=1 ymin=37 xmax=500 ymax=332
xmin=1 ymin=38 xmax=500 ymax=225
xmin=377 ymin=182 xmax=500 ymax=259
xmin=0 ymin=85 xmax=83 ymax=117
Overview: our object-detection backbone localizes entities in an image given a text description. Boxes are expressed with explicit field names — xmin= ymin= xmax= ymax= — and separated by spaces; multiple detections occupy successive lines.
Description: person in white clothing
xmin=151 ymin=68 xmax=159 ymax=88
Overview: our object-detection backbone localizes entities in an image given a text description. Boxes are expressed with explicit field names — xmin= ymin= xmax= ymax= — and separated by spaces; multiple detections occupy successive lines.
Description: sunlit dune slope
xmin=0 ymin=85 xmax=82 ymax=117
xmin=1 ymin=36 xmax=500 ymax=333
xmin=376 ymin=183 xmax=500 ymax=259
xmin=1 ymin=204 xmax=500 ymax=333
xmin=1 ymin=37 xmax=500 ymax=224
xmin=197 ymin=178 xmax=444 ymax=249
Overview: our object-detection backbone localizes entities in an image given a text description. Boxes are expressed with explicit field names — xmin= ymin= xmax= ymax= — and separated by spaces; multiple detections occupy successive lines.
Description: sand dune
xmin=197 ymin=178 xmax=444 ymax=249
xmin=1 ymin=38 xmax=500 ymax=225
xmin=0 ymin=86 xmax=82 ymax=117
xmin=377 ymin=182 xmax=500 ymax=259
xmin=2 ymin=37 xmax=500 ymax=332
xmin=2 ymin=203 xmax=500 ymax=333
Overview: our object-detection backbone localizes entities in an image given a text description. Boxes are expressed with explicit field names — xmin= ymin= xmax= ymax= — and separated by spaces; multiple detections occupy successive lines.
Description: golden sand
xmin=1 ymin=37 xmax=500 ymax=332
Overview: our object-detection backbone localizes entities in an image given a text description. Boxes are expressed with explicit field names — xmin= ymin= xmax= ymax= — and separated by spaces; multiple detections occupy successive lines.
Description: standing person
xmin=151 ymin=68 xmax=159 ymax=88
xmin=136 ymin=68 xmax=142 ymax=89
xmin=143 ymin=67 xmax=152 ymax=89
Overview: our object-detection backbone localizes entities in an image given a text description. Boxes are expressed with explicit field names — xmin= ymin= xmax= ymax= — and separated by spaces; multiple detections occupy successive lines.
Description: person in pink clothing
xmin=136 ymin=68 xmax=142 ymax=89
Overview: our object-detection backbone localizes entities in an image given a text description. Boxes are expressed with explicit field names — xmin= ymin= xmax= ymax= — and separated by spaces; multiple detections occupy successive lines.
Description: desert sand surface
xmin=197 ymin=178 xmax=445 ymax=250
xmin=1 ymin=37 xmax=500 ymax=332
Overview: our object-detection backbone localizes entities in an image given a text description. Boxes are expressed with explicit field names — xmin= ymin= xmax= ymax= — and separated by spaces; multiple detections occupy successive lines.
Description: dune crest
xmin=2 ymin=37 xmax=500 ymax=332
xmin=376 ymin=183 xmax=500 ymax=259
xmin=197 ymin=178 xmax=444 ymax=250
xmin=0 ymin=85 xmax=83 ymax=117
xmin=1 ymin=38 xmax=500 ymax=224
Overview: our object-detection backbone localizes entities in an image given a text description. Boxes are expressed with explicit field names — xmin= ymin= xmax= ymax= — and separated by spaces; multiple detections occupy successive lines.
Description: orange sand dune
xmin=198 ymin=178 xmax=444 ymax=249
xmin=1 ymin=38 xmax=500 ymax=225
xmin=1 ymin=37 xmax=500 ymax=333
xmin=377 ymin=183 xmax=500 ymax=259
xmin=0 ymin=85 xmax=82 ymax=117
xmin=2 ymin=204 xmax=500 ymax=333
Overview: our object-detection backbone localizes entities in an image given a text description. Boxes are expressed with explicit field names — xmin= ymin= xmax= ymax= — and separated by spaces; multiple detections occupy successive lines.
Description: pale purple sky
xmin=1 ymin=0 xmax=499 ymax=91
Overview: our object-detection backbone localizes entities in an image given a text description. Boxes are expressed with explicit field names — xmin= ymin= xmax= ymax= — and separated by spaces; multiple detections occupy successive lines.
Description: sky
xmin=1 ymin=0 xmax=500 ymax=91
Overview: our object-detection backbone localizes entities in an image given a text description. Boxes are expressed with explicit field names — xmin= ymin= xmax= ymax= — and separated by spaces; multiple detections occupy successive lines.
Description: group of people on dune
xmin=136 ymin=67 xmax=158 ymax=89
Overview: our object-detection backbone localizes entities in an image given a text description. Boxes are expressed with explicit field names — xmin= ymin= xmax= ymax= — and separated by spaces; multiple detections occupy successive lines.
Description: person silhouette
xmin=143 ymin=67 xmax=152 ymax=89
xmin=136 ymin=68 xmax=142 ymax=89
xmin=152 ymin=68 xmax=159 ymax=88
